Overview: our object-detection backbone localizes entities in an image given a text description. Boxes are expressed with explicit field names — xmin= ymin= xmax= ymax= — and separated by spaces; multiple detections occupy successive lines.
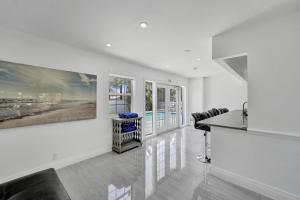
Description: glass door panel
xmin=168 ymin=88 xmax=178 ymax=129
xmin=145 ymin=81 xmax=153 ymax=135
xmin=156 ymin=84 xmax=179 ymax=133
xmin=156 ymin=87 xmax=166 ymax=131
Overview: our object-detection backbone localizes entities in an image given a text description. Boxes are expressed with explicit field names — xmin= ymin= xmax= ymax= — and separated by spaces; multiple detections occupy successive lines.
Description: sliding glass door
xmin=156 ymin=84 xmax=179 ymax=133
xmin=156 ymin=86 xmax=166 ymax=132
xmin=168 ymin=87 xmax=178 ymax=129
xmin=145 ymin=81 xmax=153 ymax=136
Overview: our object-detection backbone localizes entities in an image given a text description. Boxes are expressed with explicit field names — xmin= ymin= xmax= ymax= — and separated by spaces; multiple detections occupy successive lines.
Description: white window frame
xmin=109 ymin=74 xmax=135 ymax=117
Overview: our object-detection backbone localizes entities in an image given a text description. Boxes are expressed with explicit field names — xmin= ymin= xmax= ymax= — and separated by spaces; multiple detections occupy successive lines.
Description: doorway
xmin=156 ymin=84 xmax=179 ymax=133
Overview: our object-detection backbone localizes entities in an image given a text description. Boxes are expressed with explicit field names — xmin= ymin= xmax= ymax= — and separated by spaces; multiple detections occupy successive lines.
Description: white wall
xmin=211 ymin=9 xmax=300 ymax=198
xmin=0 ymin=27 xmax=188 ymax=182
xmin=213 ymin=10 xmax=300 ymax=134
xmin=211 ymin=127 xmax=300 ymax=200
xmin=188 ymin=77 xmax=204 ymax=123
xmin=203 ymin=72 xmax=247 ymax=111
xmin=188 ymin=71 xmax=247 ymax=124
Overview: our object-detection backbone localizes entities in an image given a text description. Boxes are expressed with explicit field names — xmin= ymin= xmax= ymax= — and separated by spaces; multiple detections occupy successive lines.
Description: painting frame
xmin=0 ymin=60 xmax=97 ymax=129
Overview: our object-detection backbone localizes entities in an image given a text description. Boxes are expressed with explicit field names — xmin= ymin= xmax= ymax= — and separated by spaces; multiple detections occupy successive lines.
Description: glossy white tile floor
xmin=58 ymin=127 xmax=273 ymax=200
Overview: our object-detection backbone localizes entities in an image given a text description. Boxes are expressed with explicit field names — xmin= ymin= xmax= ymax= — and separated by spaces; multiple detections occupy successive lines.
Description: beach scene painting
xmin=0 ymin=60 xmax=97 ymax=129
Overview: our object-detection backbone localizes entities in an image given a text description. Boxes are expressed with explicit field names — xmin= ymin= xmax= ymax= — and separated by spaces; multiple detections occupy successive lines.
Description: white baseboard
xmin=209 ymin=165 xmax=300 ymax=200
xmin=0 ymin=147 xmax=111 ymax=184
xmin=247 ymin=128 xmax=300 ymax=139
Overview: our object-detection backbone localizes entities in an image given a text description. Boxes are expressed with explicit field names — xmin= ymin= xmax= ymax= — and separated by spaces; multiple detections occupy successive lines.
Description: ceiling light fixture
xmin=184 ymin=49 xmax=191 ymax=53
xmin=140 ymin=22 xmax=149 ymax=29
xmin=193 ymin=67 xmax=198 ymax=70
xmin=105 ymin=43 xmax=112 ymax=47
xmin=196 ymin=58 xmax=201 ymax=61
xmin=165 ymin=65 xmax=169 ymax=68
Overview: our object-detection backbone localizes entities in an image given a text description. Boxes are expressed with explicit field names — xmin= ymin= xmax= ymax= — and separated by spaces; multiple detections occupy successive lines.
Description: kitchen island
xmin=197 ymin=110 xmax=248 ymax=163
xmin=195 ymin=110 xmax=259 ymax=194
xmin=197 ymin=110 xmax=247 ymax=131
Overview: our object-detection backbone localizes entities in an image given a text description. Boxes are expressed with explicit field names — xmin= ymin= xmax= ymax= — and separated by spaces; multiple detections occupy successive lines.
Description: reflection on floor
xmin=58 ymin=127 xmax=273 ymax=200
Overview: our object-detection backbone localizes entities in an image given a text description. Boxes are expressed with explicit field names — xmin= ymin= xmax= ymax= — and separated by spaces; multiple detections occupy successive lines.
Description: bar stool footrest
xmin=196 ymin=154 xmax=211 ymax=164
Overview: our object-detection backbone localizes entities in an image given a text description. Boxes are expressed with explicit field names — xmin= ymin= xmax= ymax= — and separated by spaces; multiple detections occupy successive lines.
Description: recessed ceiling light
xmin=193 ymin=67 xmax=198 ymax=70
xmin=196 ymin=58 xmax=201 ymax=61
xmin=139 ymin=22 xmax=149 ymax=29
xmin=105 ymin=43 xmax=112 ymax=47
xmin=184 ymin=49 xmax=191 ymax=53
xmin=165 ymin=65 xmax=169 ymax=68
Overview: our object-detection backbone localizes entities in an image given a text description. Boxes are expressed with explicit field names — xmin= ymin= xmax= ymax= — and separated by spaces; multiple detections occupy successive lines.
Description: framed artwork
xmin=0 ymin=60 xmax=97 ymax=129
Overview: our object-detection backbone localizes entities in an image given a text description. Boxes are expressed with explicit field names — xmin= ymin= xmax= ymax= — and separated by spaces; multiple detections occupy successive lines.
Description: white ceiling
xmin=0 ymin=0 xmax=298 ymax=77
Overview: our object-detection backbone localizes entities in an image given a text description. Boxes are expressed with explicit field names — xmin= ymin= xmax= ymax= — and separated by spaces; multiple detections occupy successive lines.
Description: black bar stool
xmin=212 ymin=108 xmax=219 ymax=116
xmin=191 ymin=108 xmax=229 ymax=164
xmin=218 ymin=108 xmax=224 ymax=114
xmin=207 ymin=110 xmax=213 ymax=117
xmin=223 ymin=108 xmax=229 ymax=113
xmin=192 ymin=112 xmax=211 ymax=164
xmin=197 ymin=122 xmax=211 ymax=163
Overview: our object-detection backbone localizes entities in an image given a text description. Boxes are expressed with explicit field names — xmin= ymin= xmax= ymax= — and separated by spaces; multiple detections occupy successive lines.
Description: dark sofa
xmin=0 ymin=168 xmax=71 ymax=200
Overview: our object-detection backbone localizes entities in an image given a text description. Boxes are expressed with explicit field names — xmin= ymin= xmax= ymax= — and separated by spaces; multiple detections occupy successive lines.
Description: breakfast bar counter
xmin=197 ymin=110 xmax=247 ymax=131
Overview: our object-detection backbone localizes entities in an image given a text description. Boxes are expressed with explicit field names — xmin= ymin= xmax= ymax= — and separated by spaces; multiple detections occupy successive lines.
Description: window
xmin=109 ymin=76 xmax=132 ymax=117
